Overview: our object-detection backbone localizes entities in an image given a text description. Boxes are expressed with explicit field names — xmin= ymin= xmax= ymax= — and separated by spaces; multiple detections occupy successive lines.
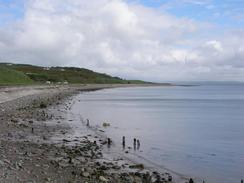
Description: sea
xmin=68 ymin=83 xmax=244 ymax=183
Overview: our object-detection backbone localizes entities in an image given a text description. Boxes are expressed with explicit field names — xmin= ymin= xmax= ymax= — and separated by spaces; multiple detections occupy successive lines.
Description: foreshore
xmin=0 ymin=84 xmax=191 ymax=183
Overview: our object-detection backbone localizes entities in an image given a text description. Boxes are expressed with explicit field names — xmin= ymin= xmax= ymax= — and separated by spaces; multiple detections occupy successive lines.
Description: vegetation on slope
xmin=0 ymin=63 xmax=148 ymax=85
xmin=0 ymin=66 xmax=33 ymax=85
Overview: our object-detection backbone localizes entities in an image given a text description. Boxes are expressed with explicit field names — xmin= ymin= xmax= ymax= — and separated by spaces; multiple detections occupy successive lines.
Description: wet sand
xmin=0 ymin=84 xmax=191 ymax=183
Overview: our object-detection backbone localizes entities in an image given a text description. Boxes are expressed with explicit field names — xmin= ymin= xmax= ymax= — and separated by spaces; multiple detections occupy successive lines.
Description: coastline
xmin=0 ymin=83 xmax=172 ymax=104
xmin=0 ymin=84 xmax=191 ymax=183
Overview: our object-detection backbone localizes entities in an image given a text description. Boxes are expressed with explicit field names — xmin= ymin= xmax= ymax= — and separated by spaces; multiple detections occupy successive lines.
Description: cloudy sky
xmin=0 ymin=0 xmax=244 ymax=82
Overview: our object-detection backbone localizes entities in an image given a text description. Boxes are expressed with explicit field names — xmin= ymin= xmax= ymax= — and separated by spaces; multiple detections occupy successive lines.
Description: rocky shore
xmin=0 ymin=84 xmax=191 ymax=183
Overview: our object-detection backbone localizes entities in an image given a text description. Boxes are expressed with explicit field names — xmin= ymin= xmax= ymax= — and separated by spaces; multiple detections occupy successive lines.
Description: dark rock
xmin=168 ymin=175 xmax=172 ymax=182
xmin=129 ymin=164 xmax=144 ymax=170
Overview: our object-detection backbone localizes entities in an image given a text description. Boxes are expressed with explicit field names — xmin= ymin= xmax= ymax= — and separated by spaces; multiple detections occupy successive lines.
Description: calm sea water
xmin=70 ymin=83 xmax=244 ymax=183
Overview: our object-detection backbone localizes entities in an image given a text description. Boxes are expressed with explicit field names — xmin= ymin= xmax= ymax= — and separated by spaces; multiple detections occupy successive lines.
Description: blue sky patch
xmin=0 ymin=0 xmax=25 ymax=26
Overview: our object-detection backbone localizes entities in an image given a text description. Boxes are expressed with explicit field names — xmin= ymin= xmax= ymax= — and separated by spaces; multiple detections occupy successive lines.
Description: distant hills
xmin=0 ymin=63 xmax=149 ymax=85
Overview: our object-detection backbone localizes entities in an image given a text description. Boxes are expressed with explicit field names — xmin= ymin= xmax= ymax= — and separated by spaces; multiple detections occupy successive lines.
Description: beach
xmin=0 ymin=84 xmax=189 ymax=183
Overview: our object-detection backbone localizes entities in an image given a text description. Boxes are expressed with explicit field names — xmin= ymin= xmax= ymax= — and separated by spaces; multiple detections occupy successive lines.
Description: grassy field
xmin=0 ymin=66 xmax=33 ymax=85
xmin=0 ymin=63 xmax=148 ymax=85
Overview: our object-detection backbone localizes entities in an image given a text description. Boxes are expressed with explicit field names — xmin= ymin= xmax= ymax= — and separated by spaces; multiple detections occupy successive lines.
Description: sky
xmin=0 ymin=0 xmax=244 ymax=82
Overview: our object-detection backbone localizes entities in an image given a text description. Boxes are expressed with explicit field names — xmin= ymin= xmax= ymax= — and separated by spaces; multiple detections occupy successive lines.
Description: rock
xmin=40 ymin=102 xmax=47 ymax=108
xmin=129 ymin=164 xmax=144 ymax=170
xmin=15 ymin=161 xmax=23 ymax=170
xmin=102 ymin=122 xmax=110 ymax=127
xmin=44 ymin=177 xmax=51 ymax=182
xmin=134 ymin=172 xmax=141 ymax=177
xmin=112 ymin=165 xmax=121 ymax=170
xmin=11 ymin=119 xmax=18 ymax=123
xmin=142 ymin=172 xmax=152 ymax=183
xmin=0 ymin=160 xmax=4 ymax=166
xmin=63 ymin=139 xmax=70 ymax=143
xmin=82 ymin=172 xmax=90 ymax=177
xmin=168 ymin=175 xmax=172 ymax=182
xmin=95 ymin=162 xmax=101 ymax=167
xmin=99 ymin=165 xmax=109 ymax=171
xmin=68 ymin=157 xmax=72 ymax=164
xmin=99 ymin=176 xmax=108 ymax=182
xmin=19 ymin=123 xmax=28 ymax=128
xmin=4 ymin=159 xmax=11 ymax=165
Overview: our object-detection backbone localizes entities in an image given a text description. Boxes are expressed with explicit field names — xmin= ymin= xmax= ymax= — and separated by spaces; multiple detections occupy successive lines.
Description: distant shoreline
xmin=0 ymin=83 xmax=171 ymax=103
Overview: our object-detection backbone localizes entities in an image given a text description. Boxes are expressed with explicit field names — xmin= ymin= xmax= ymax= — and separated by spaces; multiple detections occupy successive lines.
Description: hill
xmin=0 ymin=63 xmax=148 ymax=85
xmin=0 ymin=66 xmax=33 ymax=85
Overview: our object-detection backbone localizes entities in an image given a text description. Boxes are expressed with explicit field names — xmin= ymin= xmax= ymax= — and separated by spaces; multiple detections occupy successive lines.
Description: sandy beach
xmin=0 ymin=84 xmax=190 ymax=183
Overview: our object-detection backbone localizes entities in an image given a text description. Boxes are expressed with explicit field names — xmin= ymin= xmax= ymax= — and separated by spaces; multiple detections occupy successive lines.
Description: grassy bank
xmin=0 ymin=66 xmax=33 ymax=85
xmin=0 ymin=63 xmax=149 ymax=85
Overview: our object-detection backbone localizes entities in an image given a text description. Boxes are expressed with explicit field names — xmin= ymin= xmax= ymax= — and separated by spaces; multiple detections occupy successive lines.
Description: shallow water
xmin=70 ymin=83 xmax=244 ymax=183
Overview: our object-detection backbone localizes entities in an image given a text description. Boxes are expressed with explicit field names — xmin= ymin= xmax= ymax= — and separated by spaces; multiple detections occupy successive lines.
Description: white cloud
xmin=0 ymin=0 xmax=244 ymax=81
xmin=205 ymin=40 xmax=223 ymax=53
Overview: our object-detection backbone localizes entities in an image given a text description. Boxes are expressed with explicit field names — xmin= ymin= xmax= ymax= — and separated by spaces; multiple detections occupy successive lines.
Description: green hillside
xmin=0 ymin=63 xmax=148 ymax=85
xmin=0 ymin=66 xmax=33 ymax=85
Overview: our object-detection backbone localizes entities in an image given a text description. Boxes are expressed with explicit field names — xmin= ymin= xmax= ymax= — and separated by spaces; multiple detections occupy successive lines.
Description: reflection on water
xmin=70 ymin=83 xmax=244 ymax=183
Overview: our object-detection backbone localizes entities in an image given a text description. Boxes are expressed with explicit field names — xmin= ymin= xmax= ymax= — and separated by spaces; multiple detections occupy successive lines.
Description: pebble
xmin=82 ymin=172 xmax=90 ymax=177
xmin=99 ymin=176 xmax=108 ymax=182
